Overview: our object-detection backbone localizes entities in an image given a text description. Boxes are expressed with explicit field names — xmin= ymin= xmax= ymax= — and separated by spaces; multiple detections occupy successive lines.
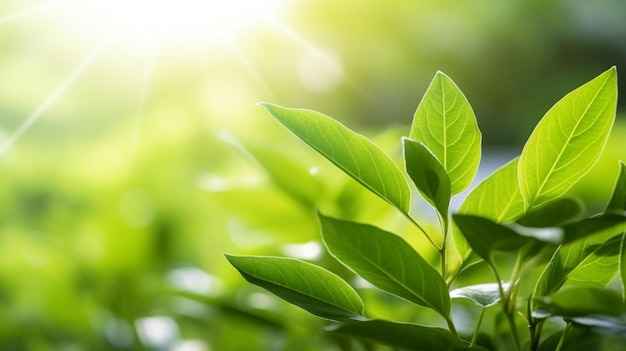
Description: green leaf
xmin=538 ymin=328 xmax=611 ymax=351
xmin=453 ymin=214 xmax=538 ymax=263
xmin=622 ymin=234 xmax=626 ymax=301
xmin=459 ymin=158 xmax=526 ymax=223
xmin=609 ymin=163 xmax=626 ymax=300
xmin=403 ymin=138 xmax=451 ymax=218
xmin=516 ymin=198 xmax=583 ymax=227
xmin=259 ymin=103 xmax=410 ymax=213
xmin=452 ymin=160 xmax=528 ymax=275
xmin=518 ymin=67 xmax=618 ymax=206
xmin=410 ymin=71 xmax=482 ymax=195
xmin=328 ymin=320 xmax=477 ymax=350
xmin=319 ymin=214 xmax=450 ymax=317
xmin=569 ymin=315 xmax=626 ymax=333
xmin=225 ymin=254 xmax=364 ymax=320
xmin=607 ymin=161 xmax=626 ymax=214
xmin=561 ymin=214 xmax=626 ymax=244
xmin=534 ymin=287 xmax=625 ymax=318
xmin=450 ymin=282 xmax=508 ymax=307
xmin=534 ymin=219 xmax=626 ymax=299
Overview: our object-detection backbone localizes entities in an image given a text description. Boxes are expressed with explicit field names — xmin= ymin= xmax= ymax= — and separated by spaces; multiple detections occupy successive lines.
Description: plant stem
xmin=555 ymin=323 xmax=571 ymax=351
xmin=470 ymin=307 xmax=486 ymax=347
xmin=445 ymin=315 xmax=458 ymax=336
xmin=437 ymin=212 xmax=449 ymax=278
xmin=490 ymin=263 xmax=522 ymax=351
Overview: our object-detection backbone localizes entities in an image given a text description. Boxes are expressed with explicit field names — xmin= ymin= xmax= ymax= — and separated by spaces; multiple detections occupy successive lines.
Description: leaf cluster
xmin=227 ymin=67 xmax=626 ymax=350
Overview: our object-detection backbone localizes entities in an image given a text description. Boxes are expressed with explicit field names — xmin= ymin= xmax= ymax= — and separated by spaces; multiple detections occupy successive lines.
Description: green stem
xmin=437 ymin=212 xmax=449 ymax=279
xmin=528 ymin=294 xmax=544 ymax=351
xmin=470 ymin=307 xmax=486 ymax=347
xmin=490 ymin=263 xmax=522 ymax=351
xmin=555 ymin=323 xmax=571 ymax=351
xmin=445 ymin=315 xmax=458 ymax=336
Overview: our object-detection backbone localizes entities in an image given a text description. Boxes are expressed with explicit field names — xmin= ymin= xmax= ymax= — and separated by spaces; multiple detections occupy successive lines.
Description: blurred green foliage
xmin=0 ymin=0 xmax=625 ymax=349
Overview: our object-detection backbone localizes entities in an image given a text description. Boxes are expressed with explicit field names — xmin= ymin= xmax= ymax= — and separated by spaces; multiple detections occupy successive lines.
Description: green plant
xmin=225 ymin=67 xmax=626 ymax=350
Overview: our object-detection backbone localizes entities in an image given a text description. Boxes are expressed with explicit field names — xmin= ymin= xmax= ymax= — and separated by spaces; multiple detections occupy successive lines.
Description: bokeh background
xmin=1 ymin=0 xmax=625 ymax=350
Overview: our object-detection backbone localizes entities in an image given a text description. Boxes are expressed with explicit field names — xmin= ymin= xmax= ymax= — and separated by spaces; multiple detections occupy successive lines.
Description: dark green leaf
xmin=607 ymin=161 xmax=626 ymax=214
xmin=319 ymin=214 xmax=450 ymax=317
xmin=538 ymin=327 xmax=611 ymax=351
xmin=562 ymin=214 xmax=626 ymax=244
xmin=519 ymin=67 xmax=618 ymax=206
xmin=328 ymin=320 xmax=476 ymax=350
xmin=409 ymin=71 xmax=482 ymax=195
xmin=611 ymin=163 xmax=626 ymax=301
xmin=450 ymin=282 xmax=507 ymax=307
xmin=259 ymin=103 xmax=411 ymax=213
xmin=225 ymin=254 xmax=364 ymax=320
xmin=534 ymin=287 xmax=625 ymax=318
xmin=570 ymin=315 xmax=626 ymax=333
xmin=453 ymin=214 xmax=538 ymax=263
xmin=403 ymin=138 xmax=451 ymax=218
xmin=516 ymin=198 xmax=583 ymax=227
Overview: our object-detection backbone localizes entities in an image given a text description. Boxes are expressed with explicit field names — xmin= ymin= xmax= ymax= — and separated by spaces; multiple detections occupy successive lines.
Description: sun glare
xmin=56 ymin=0 xmax=286 ymax=48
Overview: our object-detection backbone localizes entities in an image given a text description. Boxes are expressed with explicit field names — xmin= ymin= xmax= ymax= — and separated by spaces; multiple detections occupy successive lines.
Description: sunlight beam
xmin=0 ymin=39 xmax=108 ymax=157
xmin=226 ymin=39 xmax=276 ymax=99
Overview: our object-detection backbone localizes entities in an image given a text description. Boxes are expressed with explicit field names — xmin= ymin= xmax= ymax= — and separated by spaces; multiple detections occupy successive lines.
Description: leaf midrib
xmin=530 ymin=75 xmax=611 ymax=203
xmin=343 ymin=238 xmax=446 ymax=315
xmin=246 ymin=263 xmax=360 ymax=314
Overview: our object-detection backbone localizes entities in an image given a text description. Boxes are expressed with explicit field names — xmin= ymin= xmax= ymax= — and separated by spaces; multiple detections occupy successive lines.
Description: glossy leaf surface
xmin=259 ymin=103 xmax=411 ymax=213
xmin=409 ymin=72 xmax=481 ymax=194
xmin=453 ymin=214 xmax=538 ymax=262
xmin=534 ymin=219 xmax=626 ymax=298
xmin=460 ymin=158 xmax=526 ymax=223
xmin=516 ymin=198 xmax=583 ymax=227
xmin=329 ymin=320 xmax=480 ymax=350
xmin=225 ymin=254 xmax=364 ymax=320
xmin=450 ymin=282 xmax=508 ymax=307
xmin=534 ymin=287 xmax=625 ymax=318
xmin=319 ymin=214 xmax=450 ymax=316
xmin=403 ymin=138 xmax=451 ymax=217
xmin=519 ymin=67 xmax=618 ymax=206
xmin=607 ymin=161 xmax=626 ymax=214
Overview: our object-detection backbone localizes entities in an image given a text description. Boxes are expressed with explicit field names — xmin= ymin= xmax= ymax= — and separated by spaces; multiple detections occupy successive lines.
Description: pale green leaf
xmin=225 ymin=254 xmax=364 ymax=320
xmin=533 ymin=219 xmax=626 ymax=299
xmin=410 ymin=71 xmax=482 ymax=194
xmin=319 ymin=214 xmax=450 ymax=317
xmin=519 ymin=67 xmax=618 ymax=206
xmin=459 ymin=158 xmax=526 ymax=223
xmin=452 ymin=159 xmax=527 ymax=275
xmin=403 ymin=138 xmax=451 ymax=218
xmin=450 ymin=282 xmax=508 ymax=307
xmin=259 ymin=103 xmax=411 ymax=213
xmin=328 ymin=320 xmax=478 ymax=350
